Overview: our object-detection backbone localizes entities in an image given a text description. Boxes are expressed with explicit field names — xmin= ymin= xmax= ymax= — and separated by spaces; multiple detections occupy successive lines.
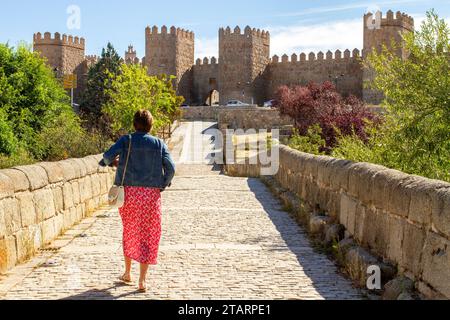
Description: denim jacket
xmin=101 ymin=132 xmax=176 ymax=189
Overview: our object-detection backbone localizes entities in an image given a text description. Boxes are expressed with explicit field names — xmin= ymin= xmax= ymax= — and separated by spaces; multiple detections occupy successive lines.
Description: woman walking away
xmin=100 ymin=110 xmax=176 ymax=292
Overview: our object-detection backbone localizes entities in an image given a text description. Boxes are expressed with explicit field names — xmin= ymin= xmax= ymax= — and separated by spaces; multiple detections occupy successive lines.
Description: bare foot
xmin=138 ymin=281 xmax=147 ymax=292
xmin=119 ymin=274 xmax=132 ymax=283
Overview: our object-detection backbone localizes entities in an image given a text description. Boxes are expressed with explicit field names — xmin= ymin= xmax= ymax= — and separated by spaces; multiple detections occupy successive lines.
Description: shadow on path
xmin=61 ymin=282 xmax=142 ymax=301
xmin=246 ymin=178 xmax=360 ymax=300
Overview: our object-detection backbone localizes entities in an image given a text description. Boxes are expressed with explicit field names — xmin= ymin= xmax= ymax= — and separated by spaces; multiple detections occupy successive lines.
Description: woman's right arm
xmin=99 ymin=136 xmax=126 ymax=167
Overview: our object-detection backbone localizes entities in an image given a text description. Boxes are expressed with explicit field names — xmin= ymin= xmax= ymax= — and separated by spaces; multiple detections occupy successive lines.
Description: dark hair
xmin=133 ymin=110 xmax=154 ymax=133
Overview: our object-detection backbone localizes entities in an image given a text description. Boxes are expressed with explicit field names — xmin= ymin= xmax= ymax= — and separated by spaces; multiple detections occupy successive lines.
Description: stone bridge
xmin=0 ymin=120 xmax=448 ymax=300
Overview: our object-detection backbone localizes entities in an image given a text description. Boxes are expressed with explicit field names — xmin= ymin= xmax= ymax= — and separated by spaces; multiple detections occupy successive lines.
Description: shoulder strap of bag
xmin=121 ymin=134 xmax=132 ymax=186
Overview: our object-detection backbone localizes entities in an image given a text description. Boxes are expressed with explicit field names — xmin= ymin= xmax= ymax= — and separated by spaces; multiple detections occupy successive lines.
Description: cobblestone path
xmin=0 ymin=122 xmax=362 ymax=300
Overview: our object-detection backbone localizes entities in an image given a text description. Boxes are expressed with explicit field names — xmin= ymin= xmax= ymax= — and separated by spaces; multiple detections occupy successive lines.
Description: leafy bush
xmin=333 ymin=10 xmax=450 ymax=182
xmin=275 ymin=82 xmax=379 ymax=152
xmin=288 ymin=125 xmax=326 ymax=155
xmin=103 ymin=63 xmax=182 ymax=136
xmin=0 ymin=43 xmax=103 ymax=168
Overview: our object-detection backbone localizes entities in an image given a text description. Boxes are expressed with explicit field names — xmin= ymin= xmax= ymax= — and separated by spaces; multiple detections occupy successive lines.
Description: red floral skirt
xmin=119 ymin=187 xmax=162 ymax=265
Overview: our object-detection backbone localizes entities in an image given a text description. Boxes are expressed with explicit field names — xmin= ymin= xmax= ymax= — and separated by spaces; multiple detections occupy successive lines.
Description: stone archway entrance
xmin=206 ymin=89 xmax=220 ymax=106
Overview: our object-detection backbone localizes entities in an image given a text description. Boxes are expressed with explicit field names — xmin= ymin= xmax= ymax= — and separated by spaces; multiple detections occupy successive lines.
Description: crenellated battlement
xmin=364 ymin=10 xmax=414 ymax=30
xmin=85 ymin=55 xmax=99 ymax=63
xmin=33 ymin=32 xmax=85 ymax=50
xmin=219 ymin=26 xmax=270 ymax=40
xmin=145 ymin=25 xmax=194 ymax=40
xmin=271 ymin=48 xmax=361 ymax=64
xmin=195 ymin=57 xmax=218 ymax=66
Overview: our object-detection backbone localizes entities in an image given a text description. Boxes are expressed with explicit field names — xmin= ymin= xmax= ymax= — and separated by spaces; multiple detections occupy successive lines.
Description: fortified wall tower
xmin=218 ymin=26 xmax=270 ymax=105
xmin=363 ymin=10 xmax=414 ymax=104
xmin=33 ymin=32 xmax=86 ymax=103
xmin=145 ymin=26 xmax=195 ymax=103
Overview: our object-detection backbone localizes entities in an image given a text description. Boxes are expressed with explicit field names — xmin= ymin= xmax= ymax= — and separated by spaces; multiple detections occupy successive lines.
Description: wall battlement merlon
xmin=271 ymin=48 xmax=361 ymax=64
xmin=145 ymin=25 xmax=194 ymax=40
xmin=219 ymin=26 xmax=270 ymax=39
xmin=195 ymin=56 xmax=218 ymax=66
xmin=364 ymin=10 xmax=414 ymax=29
xmin=33 ymin=32 xmax=85 ymax=49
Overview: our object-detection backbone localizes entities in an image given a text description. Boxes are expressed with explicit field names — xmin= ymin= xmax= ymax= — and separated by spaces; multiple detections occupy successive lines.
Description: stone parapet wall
xmin=0 ymin=155 xmax=115 ymax=274
xmin=181 ymin=106 xmax=294 ymax=130
xmin=226 ymin=145 xmax=450 ymax=299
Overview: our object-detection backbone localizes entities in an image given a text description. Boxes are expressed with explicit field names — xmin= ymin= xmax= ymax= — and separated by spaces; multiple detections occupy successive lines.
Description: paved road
xmin=0 ymin=122 xmax=362 ymax=300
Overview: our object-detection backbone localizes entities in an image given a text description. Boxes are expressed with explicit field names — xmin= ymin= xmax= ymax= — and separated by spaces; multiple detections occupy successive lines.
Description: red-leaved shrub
xmin=274 ymin=82 xmax=380 ymax=152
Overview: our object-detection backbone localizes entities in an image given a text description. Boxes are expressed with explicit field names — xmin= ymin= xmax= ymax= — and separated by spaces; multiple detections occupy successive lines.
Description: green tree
xmin=103 ymin=64 xmax=182 ymax=136
xmin=334 ymin=10 xmax=450 ymax=182
xmin=0 ymin=43 xmax=74 ymax=158
xmin=80 ymin=42 xmax=122 ymax=138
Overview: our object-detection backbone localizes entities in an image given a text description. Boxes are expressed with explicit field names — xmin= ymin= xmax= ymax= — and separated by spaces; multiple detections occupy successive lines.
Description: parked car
xmin=181 ymin=103 xmax=190 ymax=108
xmin=263 ymin=99 xmax=277 ymax=108
xmin=226 ymin=100 xmax=251 ymax=107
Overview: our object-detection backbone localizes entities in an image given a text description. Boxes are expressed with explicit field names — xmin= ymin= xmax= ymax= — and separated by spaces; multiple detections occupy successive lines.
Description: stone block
xmin=348 ymin=162 xmax=387 ymax=203
xmin=421 ymin=232 xmax=450 ymax=299
xmin=14 ymin=165 xmax=49 ymax=191
xmin=15 ymin=227 xmax=40 ymax=263
xmin=316 ymin=155 xmax=334 ymax=188
xmin=52 ymin=187 xmax=64 ymax=213
xmin=406 ymin=179 xmax=438 ymax=226
xmin=354 ymin=203 xmax=366 ymax=243
xmin=33 ymin=189 xmax=56 ymax=222
xmin=386 ymin=214 xmax=405 ymax=265
xmin=382 ymin=276 xmax=415 ymax=300
xmin=90 ymin=175 xmax=101 ymax=197
xmin=62 ymin=183 xmax=74 ymax=210
xmin=2 ymin=198 xmax=21 ymax=235
xmin=81 ymin=156 xmax=99 ymax=175
xmin=372 ymin=209 xmax=390 ymax=258
xmin=328 ymin=159 xmax=353 ymax=192
xmin=401 ymin=222 xmax=426 ymax=278
xmin=41 ymin=218 xmax=57 ymax=245
xmin=1 ymin=169 xmax=28 ymax=194
xmin=79 ymin=176 xmax=93 ymax=202
xmin=37 ymin=162 xmax=65 ymax=184
xmin=99 ymin=173 xmax=108 ymax=194
xmin=71 ymin=181 xmax=81 ymax=205
xmin=0 ymin=172 xmax=14 ymax=200
xmin=384 ymin=174 xmax=422 ymax=218
xmin=339 ymin=194 xmax=357 ymax=235
xmin=361 ymin=206 xmax=378 ymax=249
xmin=67 ymin=158 xmax=87 ymax=178
xmin=17 ymin=192 xmax=37 ymax=228
xmin=372 ymin=169 xmax=408 ymax=211
xmin=0 ymin=236 xmax=17 ymax=273
xmin=54 ymin=214 xmax=64 ymax=235
xmin=58 ymin=160 xmax=77 ymax=181
xmin=430 ymin=187 xmax=450 ymax=239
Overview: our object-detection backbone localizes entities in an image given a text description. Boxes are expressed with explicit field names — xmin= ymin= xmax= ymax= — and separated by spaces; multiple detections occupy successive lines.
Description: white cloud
xmin=195 ymin=37 xmax=218 ymax=59
xmin=194 ymin=13 xmax=450 ymax=60
xmin=268 ymin=19 xmax=363 ymax=57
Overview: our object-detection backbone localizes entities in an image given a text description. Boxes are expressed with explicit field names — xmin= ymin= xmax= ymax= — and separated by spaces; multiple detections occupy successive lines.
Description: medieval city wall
xmin=0 ymin=156 xmax=115 ymax=273
xmin=192 ymin=57 xmax=219 ymax=105
xmin=267 ymin=49 xmax=364 ymax=99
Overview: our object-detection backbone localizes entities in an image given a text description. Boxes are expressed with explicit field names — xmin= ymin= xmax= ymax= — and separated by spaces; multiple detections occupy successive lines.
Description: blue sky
xmin=1 ymin=0 xmax=449 ymax=59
